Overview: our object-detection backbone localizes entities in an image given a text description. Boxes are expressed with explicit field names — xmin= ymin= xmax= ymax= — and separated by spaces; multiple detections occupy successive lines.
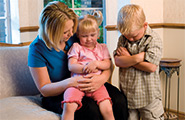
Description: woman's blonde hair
xmin=39 ymin=1 xmax=78 ymax=51
xmin=77 ymin=11 xmax=103 ymax=37
xmin=117 ymin=4 xmax=146 ymax=35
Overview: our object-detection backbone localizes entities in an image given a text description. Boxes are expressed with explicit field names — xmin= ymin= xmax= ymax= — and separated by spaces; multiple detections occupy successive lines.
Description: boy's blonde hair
xmin=77 ymin=11 xmax=103 ymax=37
xmin=117 ymin=4 xmax=146 ymax=35
xmin=39 ymin=1 xmax=78 ymax=51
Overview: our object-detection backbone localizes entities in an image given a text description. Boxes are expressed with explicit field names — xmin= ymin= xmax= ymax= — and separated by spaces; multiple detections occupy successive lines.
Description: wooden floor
xmin=164 ymin=112 xmax=185 ymax=120
xmin=139 ymin=111 xmax=185 ymax=120
xmin=177 ymin=115 xmax=185 ymax=120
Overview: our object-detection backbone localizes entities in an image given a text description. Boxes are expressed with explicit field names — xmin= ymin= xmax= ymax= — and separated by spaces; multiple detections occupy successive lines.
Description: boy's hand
xmin=83 ymin=61 xmax=99 ymax=74
xmin=136 ymin=52 xmax=145 ymax=62
xmin=116 ymin=47 xmax=130 ymax=56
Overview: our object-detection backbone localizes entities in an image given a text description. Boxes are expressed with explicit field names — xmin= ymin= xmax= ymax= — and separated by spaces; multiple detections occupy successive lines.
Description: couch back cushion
xmin=0 ymin=45 xmax=39 ymax=99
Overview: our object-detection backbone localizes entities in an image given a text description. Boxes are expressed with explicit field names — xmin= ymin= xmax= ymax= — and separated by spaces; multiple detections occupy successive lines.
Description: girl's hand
xmin=77 ymin=74 xmax=102 ymax=92
xmin=116 ymin=47 xmax=130 ymax=56
xmin=83 ymin=61 xmax=99 ymax=73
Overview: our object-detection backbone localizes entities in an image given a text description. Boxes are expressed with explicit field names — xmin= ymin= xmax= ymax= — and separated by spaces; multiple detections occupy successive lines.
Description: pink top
xmin=68 ymin=42 xmax=111 ymax=76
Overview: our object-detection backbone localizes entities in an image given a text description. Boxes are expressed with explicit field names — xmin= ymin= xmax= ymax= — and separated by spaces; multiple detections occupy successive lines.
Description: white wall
xmin=162 ymin=28 xmax=185 ymax=112
xmin=162 ymin=0 xmax=185 ymax=113
xmin=131 ymin=0 xmax=163 ymax=23
xmin=19 ymin=0 xmax=43 ymax=42
xmin=163 ymin=0 xmax=185 ymax=24
xmin=105 ymin=0 xmax=118 ymax=87
xmin=105 ymin=0 xmax=131 ymax=87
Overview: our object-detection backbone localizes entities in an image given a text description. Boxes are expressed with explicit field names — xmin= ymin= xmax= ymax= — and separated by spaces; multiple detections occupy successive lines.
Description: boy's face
xmin=123 ymin=22 xmax=147 ymax=42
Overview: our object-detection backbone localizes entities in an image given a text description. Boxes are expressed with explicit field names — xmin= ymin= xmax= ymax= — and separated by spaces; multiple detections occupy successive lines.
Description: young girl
xmin=61 ymin=11 xmax=115 ymax=120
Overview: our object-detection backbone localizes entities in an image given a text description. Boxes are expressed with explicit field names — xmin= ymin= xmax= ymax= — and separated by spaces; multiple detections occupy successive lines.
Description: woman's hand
xmin=77 ymin=74 xmax=103 ymax=92
xmin=69 ymin=75 xmax=84 ymax=88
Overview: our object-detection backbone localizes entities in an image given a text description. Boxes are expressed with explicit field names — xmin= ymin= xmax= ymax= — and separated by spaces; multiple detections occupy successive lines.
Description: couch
xmin=0 ymin=42 xmax=60 ymax=120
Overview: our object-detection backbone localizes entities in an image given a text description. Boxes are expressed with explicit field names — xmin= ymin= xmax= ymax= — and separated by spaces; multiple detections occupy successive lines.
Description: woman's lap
xmin=42 ymin=94 xmax=102 ymax=120
xmin=42 ymin=82 xmax=128 ymax=120
xmin=105 ymin=82 xmax=129 ymax=119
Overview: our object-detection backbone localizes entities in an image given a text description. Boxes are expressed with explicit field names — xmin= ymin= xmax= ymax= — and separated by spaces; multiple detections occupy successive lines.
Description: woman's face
xmin=62 ymin=19 xmax=74 ymax=42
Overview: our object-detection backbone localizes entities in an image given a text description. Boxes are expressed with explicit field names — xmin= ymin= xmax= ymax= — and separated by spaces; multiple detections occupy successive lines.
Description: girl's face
xmin=78 ymin=30 xmax=99 ymax=50
xmin=62 ymin=19 xmax=74 ymax=42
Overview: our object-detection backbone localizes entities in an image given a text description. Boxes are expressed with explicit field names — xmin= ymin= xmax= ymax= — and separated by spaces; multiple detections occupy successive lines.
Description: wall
xmin=163 ymin=0 xmax=185 ymax=24
xmin=162 ymin=28 xmax=185 ymax=113
xmin=162 ymin=0 xmax=185 ymax=113
xmin=19 ymin=0 xmax=43 ymax=42
xmin=106 ymin=0 xmax=131 ymax=87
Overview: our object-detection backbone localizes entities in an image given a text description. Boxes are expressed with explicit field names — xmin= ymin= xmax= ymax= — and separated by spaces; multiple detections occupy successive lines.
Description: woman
xmin=28 ymin=1 xmax=128 ymax=120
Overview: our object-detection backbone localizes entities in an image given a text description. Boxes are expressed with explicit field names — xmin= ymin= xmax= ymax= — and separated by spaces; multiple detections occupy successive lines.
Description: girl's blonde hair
xmin=117 ymin=4 xmax=146 ymax=35
xmin=39 ymin=1 xmax=78 ymax=51
xmin=77 ymin=11 xmax=103 ymax=37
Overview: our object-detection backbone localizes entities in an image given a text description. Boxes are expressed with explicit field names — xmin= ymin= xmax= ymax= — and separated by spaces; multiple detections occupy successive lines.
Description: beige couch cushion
xmin=0 ymin=44 xmax=60 ymax=119
xmin=0 ymin=46 xmax=39 ymax=99
xmin=0 ymin=96 xmax=60 ymax=120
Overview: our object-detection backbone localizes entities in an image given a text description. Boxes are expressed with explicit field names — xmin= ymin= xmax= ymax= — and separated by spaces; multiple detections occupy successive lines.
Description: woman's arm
xmin=29 ymin=67 xmax=82 ymax=97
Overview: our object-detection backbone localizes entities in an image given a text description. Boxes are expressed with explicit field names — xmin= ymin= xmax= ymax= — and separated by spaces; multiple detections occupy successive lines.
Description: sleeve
xmin=144 ymin=32 xmax=163 ymax=65
xmin=28 ymin=43 xmax=47 ymax=67
xmin=117 ymin=35 xmax=125 ymax=48
xmin=101 ymin=44 xmax=111 ymax=60
xmin=67 ymin=43 xmax=80 ymax=59
xmin=113 ymin=35 xmax=124 ymax=56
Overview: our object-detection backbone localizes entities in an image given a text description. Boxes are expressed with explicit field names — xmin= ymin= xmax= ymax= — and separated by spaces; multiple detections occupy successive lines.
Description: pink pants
xmin=62 ymin=85 xmax=111 ymax=110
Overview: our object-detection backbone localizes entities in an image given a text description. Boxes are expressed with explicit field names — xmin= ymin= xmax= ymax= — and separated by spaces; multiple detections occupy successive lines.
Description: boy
xmin=114 ymin=4 xmax=164 ymax=120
